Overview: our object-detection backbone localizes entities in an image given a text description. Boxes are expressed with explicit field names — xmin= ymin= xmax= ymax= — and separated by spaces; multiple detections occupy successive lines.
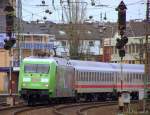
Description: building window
xmin=89 ymin=41 xmax=94 ymax=47
xmin=136 ymin=44 xmax=140 ymax=53
xmin=61 ymin=41 xmax=66 ymax=47
xmin=132 ymin=44 xmax=135 ymax=53
xmin=129 ymin=45 xmax=132 ymax=54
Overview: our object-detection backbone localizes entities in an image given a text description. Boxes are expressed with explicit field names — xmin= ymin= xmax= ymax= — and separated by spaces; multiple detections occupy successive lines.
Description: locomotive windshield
xmin=24 ymin=64 xmax=50 ymax=74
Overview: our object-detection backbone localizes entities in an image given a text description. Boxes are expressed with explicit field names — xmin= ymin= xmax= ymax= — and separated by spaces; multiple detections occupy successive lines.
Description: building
xmin=108 ymin=20 xmax=150 ymax=64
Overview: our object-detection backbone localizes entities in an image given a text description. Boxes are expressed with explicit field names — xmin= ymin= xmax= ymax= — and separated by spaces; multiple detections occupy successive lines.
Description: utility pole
xmin=145 ymin=0 xmax=150 ymax=75
xmin=144 ymin=0 xmax=150 ymax=112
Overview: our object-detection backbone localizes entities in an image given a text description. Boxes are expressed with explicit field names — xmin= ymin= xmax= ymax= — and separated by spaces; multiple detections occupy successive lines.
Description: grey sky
xmin=22 ymin=0 xmax=147 ymax=23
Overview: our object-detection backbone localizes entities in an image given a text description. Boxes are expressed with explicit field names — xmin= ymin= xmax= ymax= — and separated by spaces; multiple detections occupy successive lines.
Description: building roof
xmin=0 ymin=11 xmax=150 ymax=40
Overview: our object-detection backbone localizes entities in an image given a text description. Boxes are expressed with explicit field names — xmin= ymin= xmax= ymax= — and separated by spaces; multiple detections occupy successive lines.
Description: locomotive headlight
xmin=23 ymin=77 xmax=31 ymax=82
xmin=44 ymin=84 xmax=49 ymax=87
xmin=41 ymin=78 xmax=49 ymax=83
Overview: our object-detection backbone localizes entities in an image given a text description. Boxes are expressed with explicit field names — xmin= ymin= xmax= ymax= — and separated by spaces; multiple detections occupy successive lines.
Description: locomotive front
xmin=18 ymin=58 xmax=57 ymax=105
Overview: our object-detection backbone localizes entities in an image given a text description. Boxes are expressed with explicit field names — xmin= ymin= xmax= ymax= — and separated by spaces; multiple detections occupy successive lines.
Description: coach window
xmin=91 ymin=72 xmax=93 ymax=81
xmin=94 ymin=72 xmax=96 ymax=81
xmin=98 ymin=72 xmax=100 ymax=81
xmin=99 ymin=72 xmax=101 ymax=81
xmin=106 ymin=72 xmax=108 ymax=82
xmin=104 ymin=72 xmax=106 ymax=82
xmin=99 ymin=72 xmax=102 ymax=81
xmin=93 ymin=73 xmax=95 ymax=82
xmin=107 ymin=73 xmax=109 ymax=83
xmin=82 ymin=72 xmax=85 ymax=81
xmin=93 ymin=72 xmax=94 ymax=82
xmin=136 ymin=73 xmax=139 ymax=81
xmin=139 ymin=74 xmax=141 ymax=81
xmin=80 ymin=72 xmax=82 ymax=81
xmin=78 ymin=71 xmax=80 ymax=81
xmin=96 ymin=72 xmax=98 ymax=82
xmin=76 ymin=71 xmax=78 ymax=81
xmin=131 ymin=73 xmax=133 ymax=83
xmin=77 ymin=71 xmax=79 ymax=81
xmin=102 ymin=72 xmax=104 ymax=82
xmin=95 ymin=72 xmax=97 ymax=82
xmin=82 ymin=72 xmax=84 ymax=81
xmin=101 ymin=72 xmax=103 ymax=81
xmin=102 ymin=72 xmax=104 ymax=81
xmin=79 ymin=71 xmax=81 ymax=81
xmin=109 ymin=73 xmax=111 ymax=83
xmin=94 ymin=72 xmax=97 ymax=82
xmin=130 ymin=73 xmax=134 ymax=83
xmin=140 ymin=74 xmax=142 ymax=81
xmin=93 ymin=72 xmax=95 ymax=82
xmin=133 ymin=73 xmax=136 ymax=83
xmin=128 ymin=73 xmax=130 ymax=82
xmin=86 ymin=72 xmax=88 ymax=81
xmin=106 ymin=73 xmax=108 ymax=83
xmin=87 ymin=72 xmax=90 ymax=81
xmin=110 ymin=72 xmax=113 ymax=83
xmin=88 ymin=72 xmax=90 ymax=81
xmin=89 ymin=72 xmax=91 ymax=81
xmin=127 ymin=73 xmax=129 ymax=83
xmin=84 ymin=72 xmax=86 ymax=81
xmin=87 ymin=72 xmax=89 ymax=81
xmin=129 ymin=73 xmax=131 ymax=83
xmin=92 ymin=72 xmax=93 ymax=81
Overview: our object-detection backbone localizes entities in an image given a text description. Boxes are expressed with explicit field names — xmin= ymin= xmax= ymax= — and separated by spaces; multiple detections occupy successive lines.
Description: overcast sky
xmin=21 ymin=0 xmax=147 ymax=23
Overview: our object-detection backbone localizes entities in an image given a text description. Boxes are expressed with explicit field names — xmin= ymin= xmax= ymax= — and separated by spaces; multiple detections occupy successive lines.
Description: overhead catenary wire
xmin=21 ymin=0 xmax=146 ymax=23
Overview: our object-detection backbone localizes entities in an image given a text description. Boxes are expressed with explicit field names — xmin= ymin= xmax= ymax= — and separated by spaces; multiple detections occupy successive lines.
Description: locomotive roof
xmin=23 ymin=56 xmax=57 ymax=63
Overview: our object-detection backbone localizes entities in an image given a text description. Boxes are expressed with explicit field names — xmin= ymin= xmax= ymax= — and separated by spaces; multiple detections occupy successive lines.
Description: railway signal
xmin=116 ymin=1 xmax=128 ymax=59
xmin=3 ymin=4 xmax=16 ymax=50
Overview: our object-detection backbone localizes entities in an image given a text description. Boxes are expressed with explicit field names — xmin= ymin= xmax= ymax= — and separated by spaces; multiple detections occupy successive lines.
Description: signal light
xmin=116 ymin=36 xmax=128 ymax=50
xmin=116 ymin=38 xmax=122 ymax=49
xmin=119 ymin=49 xmax=125 ymax=58
xmin=122 ymin=36 xmax=128 ymax=44
xmin=116 ymin=36 xmax=128 ymax=58
xmin=4 ymin=38 xmax=16 ymax=50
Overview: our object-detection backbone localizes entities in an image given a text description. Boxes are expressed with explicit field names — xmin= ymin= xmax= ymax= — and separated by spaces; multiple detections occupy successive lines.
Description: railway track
xmin=0 ymin=104 xmax=27 ymax=115
xmin=0 ymin=101 xmax=117 ymax=115
xmin=0 ymin=100 xmax=144 ymax=115
xmin=13 ymin=105 xmax=52 ymax=115
xmin=53 ymin=101 xmax=117 ymax=115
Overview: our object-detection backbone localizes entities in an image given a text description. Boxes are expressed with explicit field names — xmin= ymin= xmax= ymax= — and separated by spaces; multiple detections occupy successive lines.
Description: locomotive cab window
xmin=24 ymin=64 xmax=50 ymax=74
